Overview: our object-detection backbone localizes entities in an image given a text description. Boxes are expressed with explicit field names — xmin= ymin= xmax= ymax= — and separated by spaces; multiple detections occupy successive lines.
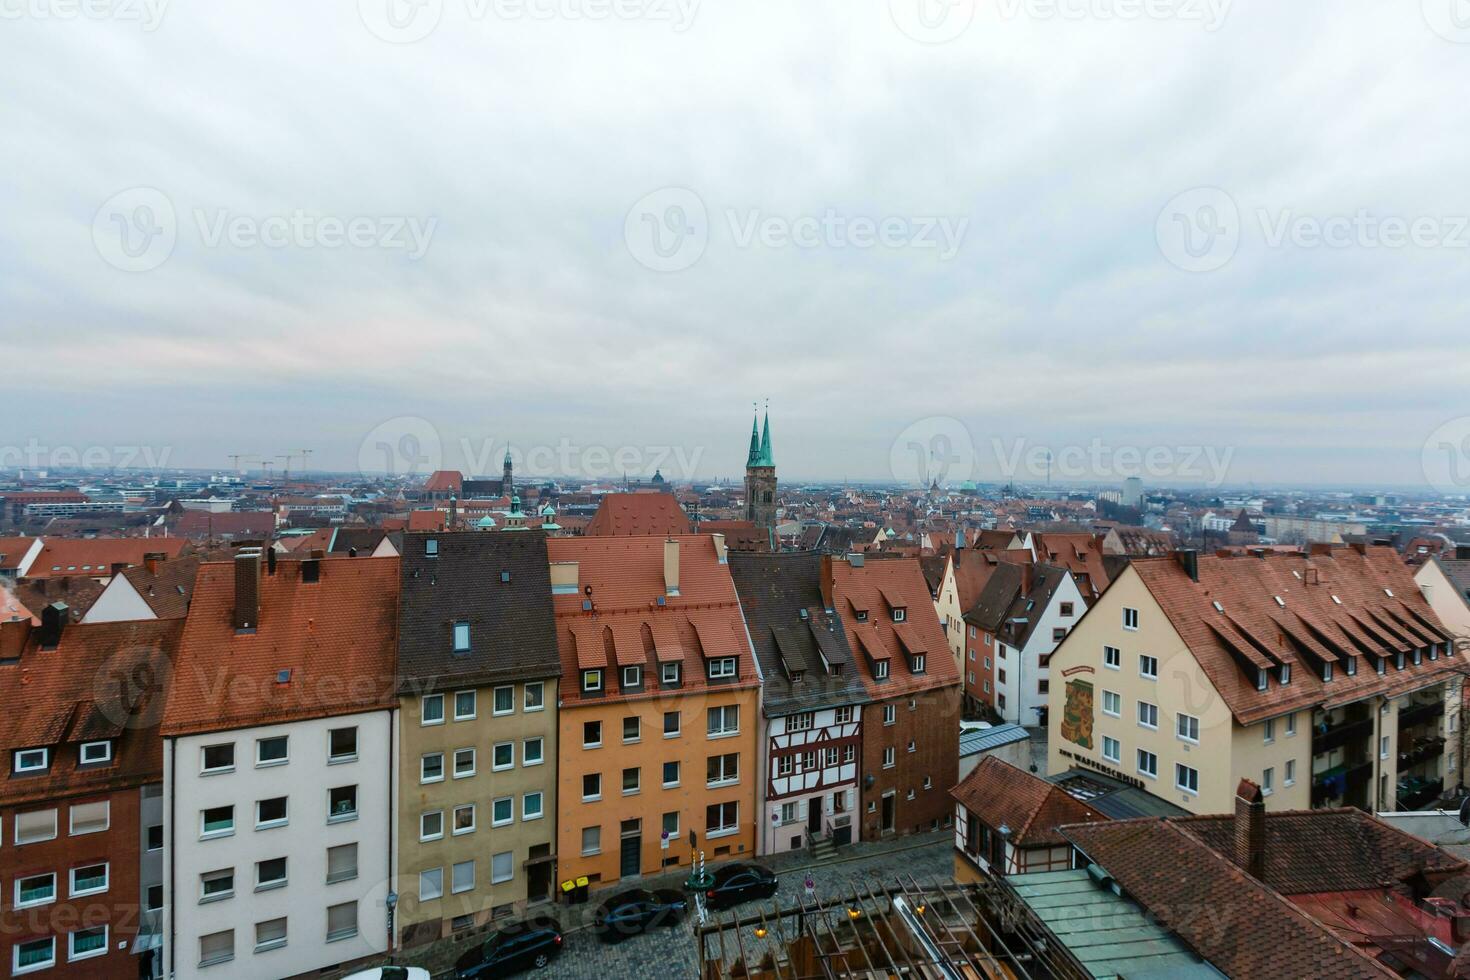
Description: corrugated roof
xmin=959 ymin=723 xmax=1030 ymax=756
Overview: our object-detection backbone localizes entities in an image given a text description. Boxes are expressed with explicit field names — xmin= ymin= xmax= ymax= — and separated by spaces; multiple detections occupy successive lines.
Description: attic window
xmin=1279 ymin=664 xmax=1291 ymax=685
xmin=1384 ymin=588 xmax=1394 ymax=597
xmin=1256 ymin=668 xmax=1268 ymax=692
xmin=275 ymin=669 xmax=292 ymax=685
xmin=452 ymin=622 xmax=471 ymax=653
xmin=1273 ymin=596 xmax=1285 ymax=607
xmin=500 ymin=570 xmax=511 ymax=584
xmin=14 ymin=748 xmax=48 ymax=774
xmin=1322 ymin=661 xmax=1333 ymax=683
xmin=855 ymin=610 xmax=868 ymax=623
xmin=1396 ymin=652 xmax=1405 ymax=670
xmin=892 ymin=608 xmax=907 ymax=623
xmin=425 ymin=539 xmax=439 ymax=557
xmin=1413 ymin=648 xmax=1422 ymax=665
xmin=1345 ymin=657 xmax=1356 ymax=675
xmin=1211 ymin=601 xmax=1224 ymax=613
xmin=1331 ymin=595 xmax=1342 ymax=604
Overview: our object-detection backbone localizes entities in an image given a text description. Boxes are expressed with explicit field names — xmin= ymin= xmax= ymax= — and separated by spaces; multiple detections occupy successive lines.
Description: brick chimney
xmin=1234 ymin=778 xmax=1266 ymax=880
xmin=38 ymin=602 xmax=68 ymax=649
xmin=234 ymin=551 xmax=261 ymax=632
xmin=1175 ymin=549 xmax=1199 ymax=582
xmin=144 ymin=552 xmax=166 ymax=574
xmin=663 ymin=538 xmax=681 ymax=596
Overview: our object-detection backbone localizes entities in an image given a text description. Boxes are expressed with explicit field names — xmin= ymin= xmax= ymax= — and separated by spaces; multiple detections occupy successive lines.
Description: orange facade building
xmin=548 ymin=534 xmax=761 ymax=890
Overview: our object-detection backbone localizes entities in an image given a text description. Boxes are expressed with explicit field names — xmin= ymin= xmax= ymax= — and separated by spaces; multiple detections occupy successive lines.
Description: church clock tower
xmin=744 ymin=408 xmax=777 ymax=536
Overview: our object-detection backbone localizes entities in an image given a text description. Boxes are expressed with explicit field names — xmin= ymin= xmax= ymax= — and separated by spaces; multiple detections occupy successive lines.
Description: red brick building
xmin=0 ymin=608 xmax=178 ymax=979
xmin=825 ymin=556 xmax=961 ymax=839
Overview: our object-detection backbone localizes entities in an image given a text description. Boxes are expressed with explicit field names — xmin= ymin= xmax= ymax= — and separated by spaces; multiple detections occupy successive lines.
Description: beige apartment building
xmin=1049 ymin=545 xmax=1462 ymax=816
xmin=394 ymin=531 xmax=562 ymax=948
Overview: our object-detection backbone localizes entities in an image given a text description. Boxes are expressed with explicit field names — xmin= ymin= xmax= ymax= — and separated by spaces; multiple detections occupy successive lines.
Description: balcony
xmin=1312 ymin=715 xmax=1374 ymax=755
xmin=1398 ymin=776 xmax=1445 ymax=812
xmin=1311 ymin=760 xmax=1373 ymax=807
xmin=1398 ymin=736 xmax=1447 ymax=770
xmin=1398 ymin=699 xmax=1445 ymax=730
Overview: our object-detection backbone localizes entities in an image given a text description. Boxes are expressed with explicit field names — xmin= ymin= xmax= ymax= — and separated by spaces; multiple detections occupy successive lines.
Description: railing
xmin=1312 ymin=716 xmax=1374 ymax=754
xmin=1399 ymin=699 xmax=1446 ymax=730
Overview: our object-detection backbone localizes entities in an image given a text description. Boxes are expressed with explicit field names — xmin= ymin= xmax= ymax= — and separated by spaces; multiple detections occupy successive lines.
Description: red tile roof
xmin=951 ymin=756 xmax=1105 ymax=847
xmin=407 ymin=509 xmax=447 ymax=531
xmin=827 ymin=556 xmax=961 ymax=699
xmin=584 ymin=493 xmax=693 ymax=537
xmin=424 ymin=470 xmax=463 ymax=493
xmin=0 ymin=537 xmax=38 ymax=571
xmin=174 ymin=510 xmax=276 ymax=539
xmin=161 ymin=557 xmax=399 ymax=735
xmin=24 ymin=537 xmax=186 ymax=579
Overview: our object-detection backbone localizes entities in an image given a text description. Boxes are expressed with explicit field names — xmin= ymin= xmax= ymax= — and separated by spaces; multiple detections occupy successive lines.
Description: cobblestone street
xmin=406 ymin=830 xmax=954 ymax=979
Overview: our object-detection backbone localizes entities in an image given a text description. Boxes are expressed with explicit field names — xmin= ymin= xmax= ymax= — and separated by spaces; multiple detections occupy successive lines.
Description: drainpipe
xmin=166 ymin=738 xmax=175 ymax=979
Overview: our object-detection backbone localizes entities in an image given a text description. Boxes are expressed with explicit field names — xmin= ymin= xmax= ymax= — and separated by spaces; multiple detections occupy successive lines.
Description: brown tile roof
xmin=24 ymin=537 xmax=186 ymax=579
xmin=174 ymin=510 xmax=277 ymax=540
xmin=1062 ymin=818 xmax=1397 ymax=979
xmin=585 ymin=493 xmax=693 ymax=537
xmin=117 ymin=555 xmax=201 ymax=619
xmin=951 ymin=756 xmax=1105 ymax=847
xmin=1174 ymin=807 xmax=1467 ymax=895
xmin=407 ymin=509 xmax=448 ymax=532
xmin=161 ymin=557 xmax=399 ymax=735
xmin=547 ymin=534 xmax=756 ymax=705
xmin=1030 ymin=532 xmax=1111 ymax=599
xmin=423 ymin=470 xmax=463 ymax=493
xmin=698 ymin=520 xmax=768 ymax=552
xmin=1132 ymin=547 xmax=1461 ymax=725
xmin=0 ymin=536 xmax=38 ymax=571
xmin=827 ymin=556 xmax=961 ymax=699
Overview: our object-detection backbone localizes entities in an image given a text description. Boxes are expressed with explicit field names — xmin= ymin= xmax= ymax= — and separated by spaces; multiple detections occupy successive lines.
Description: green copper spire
xmin=757 ymin=409 xmax=773 ymax=466
xmin=746 ymin=410 xmax=762 ymax=466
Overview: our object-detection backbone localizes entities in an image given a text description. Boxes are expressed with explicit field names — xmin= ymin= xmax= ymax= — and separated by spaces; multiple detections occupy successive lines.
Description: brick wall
xmin=860 ymin=683 xmax=960 ymax=839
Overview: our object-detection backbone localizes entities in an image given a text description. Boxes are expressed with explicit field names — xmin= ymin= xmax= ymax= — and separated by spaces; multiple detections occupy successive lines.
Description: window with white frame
xmin=15 ymin=747 xmax=48 ymax=774
xmin=198 ymin=931 xmax=233 ymax=968
xmin=1123 ymin=607 xmax=1139 ymax=630
xmin=788 ymin=712 xmax=814 ymax=732
xmin=661 ymin=662 xmax=681 ymax=685
xmin=200 ymin=868 xmax=234 ymax=902
xmin=623 ymin=716 xmax=641 ymax=742
xmin=776 ymin=755 xmax=793 ymax=777
xmin=328 ymin=785 xmax=357 ymax=822
xmin=523 ymin=791 xmax=544 ymax=820
xmin=201 ymin=805 xmax=234 ymax=838
xmin=453 ymin=747 xmax=476 ymax=778
xmin=1137 ymin=749 xmax=1157 ymax=779
xmin=493 ymin=685 xmax=514 ymax=715
xmin=706 ymin=801 xmax=738 ymax=837
xmin=454 ymin=690 xmax=476 ymax=720
xmin=874 ymin=660 xmax=890 ymax=680
xmin=14 ymin=936 xmax=55 ymax=974
xmin=582 ymin=826 xmax=601 ymax=855
xmin=78 ymin=741 xmax=112 ymax=765
xmin=492 ymin=851 xmax=514 ymax=884
xmin=1102 ymin=736 xmax=1120 ymax=763
xmin=15 ymin=872 xmax=56 ymax=908
xmin=68 ymin=925 xmax=107 ymax=962
xmin=707 ymin=705 xmax=739 ymax=737
xmin=1285 ymin=712 xmax=1296 ymax=736
xmin=452 ymin=621 xmax=471 ymax=653
xmin=492 ymin=742 xmax=514 ymax=770
xmin=256 ymin=797 xmax=287 ymax=828
xmin=835 ymin=706 xmax=854 ymax=724
xmin=883 ymin=704 xmax=897 ymax=725
xmin=453 ymin=803 xmax=475 ymax=835
xmin=523 ymin=736 xmax=544 ymax=766
xmin=1139 ymin=655 xmax=1158 ymax=679
xmin=1264 ymin=718 xmax=1275 ymax=743
xmin=69 ymin=862 xmax=108 ymax=897
xmin=1175 ymin=763 xmax=1199 ymax=795
xmin=201 ymin=742 xmax=234 ymax=773
xmin=420 ymin=810 xmax=444 ymax=841
xmin=883 ymin=746 xmax=896 ymax=768
xmin=328 ymin=726 xmax=357 ymax=762
xmin=1262 ymin=767 xmax=1274 ymax=795
xmin=255 ymin=857 xmax=287 ymax=891
xmin=622 ymin=665 xmax=642 ymax=689
xmin=622 ymin=767 xmax=641 ymax=794
xmin=1137 ymin=701 xmax=1158 ymax=729
xmin=583 ymin=773 xmax=602 ymax=800
xmin=708 ymin=657 xmax=737 ymax=679
xmin=421 ymin=752 xmax=445 ymax=783
xmin=326 ymin=901 xmax=358 ymax=942
xmin=1176 ymin=713 xmax=1200 ymax=743
xmin=1103 ymin=646 xmax=1121 ymax=669
xmin=582 ymin=669 xmax=603 ymax=694
xmin=524 ymin=681 xmax=545 ymax=710
xmin=254 ymin=918 xmax=287 ymax=953
xmin=1284 ymin=759 xmax=1296 ymax=786
xmin=419 ymin=868 xmax=444 ymax=901
xmin=327 ymin=843 xmax=357 ymax=884
xmin=69 ymin=800 xmax=109 ymax=835
xmin=706 ymin=753 xmax=739 ymax=786
xmin=452 ymin=859 xmax=475 ymax=895
xmin=491 ymin=796 xmax=514 ymax=827
xmin=422 ymin=694 xmax=445 ymax=724
xmin=256 ymin=735 xmax=288 ymax=767
xmin=1102 ymin=690 xmax=1121 ymax=717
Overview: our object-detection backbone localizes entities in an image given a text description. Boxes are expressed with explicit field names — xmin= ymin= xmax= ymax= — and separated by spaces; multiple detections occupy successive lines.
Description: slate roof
xmin=162 ymin=556 xmax=400 ymax=735
xmin=728 ymin=551 xmax=869 ymax=716
xmin=584 ymin=493 xmax=693 ymax=537
xmin=1432 ymin=557 xmax=1470 ymax=605
xmin=398 ymin=530 xmax=560 ymax=692
xmin=951 ymin=756 xmax=1105 ymax=847
xmin=1062 ymin=818 xmax=1397 ymax=979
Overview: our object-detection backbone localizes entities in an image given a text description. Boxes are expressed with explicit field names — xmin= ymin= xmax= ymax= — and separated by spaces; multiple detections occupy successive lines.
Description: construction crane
xmin=228 ymin=454 xmax=247 ymax=474
xmin=295 ymin=449 xmax=314 ymax=480
xmin=278 ymin=453 xmax=298 ymax=483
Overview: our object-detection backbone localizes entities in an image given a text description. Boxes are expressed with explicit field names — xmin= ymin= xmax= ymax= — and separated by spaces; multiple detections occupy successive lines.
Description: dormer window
xmin=892 ymin=608 xmax=907 ymax=623
xmin=911 ymin=654 xmax=926 ymax=674
xmin=582 ymin=669 xmax=603 ymax=694
xmin=1256 ymin=668 xmax=1268 ymax=692
xmin=855 ymin=610 xmax=868 ymax=623
xmin=79 ymin=741 xmax=112 ymax=765
xmin=1377 ymin=657 xmax=1387 ymax=675
xmin=1413 ymin=648 xmax=1423 ymax=666
xmin=661 ymin=662 xmax=680 ymax=685
xmin=1322 ymin=662 xmax=1333 ymax=683
xmin=1396 ymin=652 xmax=1406 ymax=670
xmin=14 ymin=748 xmax=48 ymax=774
xmin=789 ymin=669 xmax=805 ymax=684
xmin=425 ymin=539 xmax=438 ymax=557
xmin=622 ymin=666 xmax=642 ymax=689
xmin=1345 ymin=657 xmax=1356 ymax=676
xmin=452 ymin=622 xmax=470 ymax=653
xmin=1279 ymin=664 xmax=1291 ymax=685
xmin=707 ymin=657 xmax=737 ymax=680
xmin=875 ymin=660 xmax=890 ymax=680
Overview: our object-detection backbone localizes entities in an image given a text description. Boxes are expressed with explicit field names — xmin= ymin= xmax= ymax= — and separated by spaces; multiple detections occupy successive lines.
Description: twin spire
xmin=746 ymin=406 xmax=773 ymax=468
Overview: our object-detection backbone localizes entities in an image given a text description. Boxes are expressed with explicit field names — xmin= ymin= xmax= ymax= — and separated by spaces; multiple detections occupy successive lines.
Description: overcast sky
xmin=4 ymin=0 xmax=1469 ymax=490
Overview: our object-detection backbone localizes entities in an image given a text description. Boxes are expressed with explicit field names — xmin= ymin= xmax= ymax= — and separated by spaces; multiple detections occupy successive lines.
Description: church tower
xmin=502 ymin=448 xmax=513 ymax=500
xmin=744 ymin=407 xmax=777 ymax=535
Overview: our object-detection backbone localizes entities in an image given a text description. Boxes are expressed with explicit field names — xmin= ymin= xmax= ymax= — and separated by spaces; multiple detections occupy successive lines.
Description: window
xmin=79 ymin=741 xmax=112 ymax=765
xmin=65 ymin=862 xmax=107 ymax=899
xmin=201 ymin=742 xmax=235 ymax=773
xmin=663 ymin=810 xmax=680 ymax=835
xmin=454 ymin=747 xmax=476 ymax=778
xmin=492 ymin=796 xmax=514 ymax=827
xmin=254 ymin=918 xmax=287 ymax=953
xmin=835 ymin=705 xmax=855 ymax=724
xmin=663 ymin=711 xmax=681 ymax=738
xmin=622 ymin=767 xmax=641 ymax=794
xmin=883 ymin=703 xmax=897 ymax=725
xmin=801 ymin=751 xmax=816 ymax=770
xmin=420 ymin=810 xmax=444 ymax=841
xmin=661 ymin=661 xmax=681 ymax=685
xmin=708 ymin=657 xmax=737 ymax=679
xmin=15 ymin=872 xmax=56 ymax=908
xmin=1137 ymin=701 xmax=1158 ymax=729
xmin=1380 ymin=735 xmax=1391 ymax=760
xmin=1052 ymin=627 xmax=1067 ymax=642
xmin=1104 ymin=645 xmax=1121 ymax=669
xmin=201 ymin=805 xmax=234 ymax=838
xmin=582 ymin=826 xmax=601 ymax=855
xmin=453 ymin=803 xmax=476 ymax=835
xmin=328 ymin=726 xmax=357 ymax=762
xmin=781 ymin=801 xmax=800 ymax=824
xmin=1281 ymin=663 xmax=1292 ymax=684
xmin=69 ymin=925 xmax=107 ymax=962
xmin=1262 ymin=767 xmax=1275 ymax=795
xmin=326 ymin=901 xmax=358 ymax=942
xmin=706 ymin=801 xmax=738 ymax=837
xmin=1137 ymin=749 xmax=1158 ymax=779
xmin=256 ymin=735 xmax=288 ymax=766
xmin=524 ymin=681 xmax=545 ymax=711
xmin=256 ymin=857 xmax=287 ymax=891
xmin=1285 ymin=759 xmax=1297 ymax=786
xmin=789 ymin=712 xmax=815 ymax=732
xmin=1102 ymin=690 xmax=1121 ymax=717
xmin=200 ymin=868 xmax=234 ymax=902
xmin=14 ymin=937 xmax=55 ymax=974
xmin=892 ymin=607 xmax=907 ymax=623
xmin=1060 ymin=601 xmax=1075 ymax=616
xmin=69 ymin=800 xmax=109 ymax=835
xmin=1123 ymin=607 xmax=1139 ymax=630
xmin=148 ymin=823 xmax=163 ymax=849
xmin=1175 ymin=763 xmax=1199 ymax=795
xmin=147 ymin=884 xmax=163 ymax=911
xmin=492 ymin=742 xmax=514 ymax=771
xmin=421 ymin=752 xmax=445 ymax=783
xmin=328 ymin=785 xmax=357 ymax=822
xmin=622 ymin=665 xmax=642 ymax=689
xmin=1176 ymin=713 xmax=1200 ymax=743
xmin=1263 ymin=718 xmax=1277 ymax=743
xmin=523 ymin=736 xmax=544 ymax=766
xmin=584 ymin=720 xmax=603 ymax=748
xmin=707 ymin=753 xmax=739 ymax=786
xmin=419 ymin=867 xmax=444 ymax=901
xmin=663 ymin=761 xmax=681 ymax=786
xmin=874 ymin=660 xmax=890 ymax=680
xmin=844 ymin=744 xmax=856 ymax=763
xmin=1102 ymin=736 xmax=1120 ymax=763
xmin=453 ymin=621 xmax=471 ymax=652
xmin=523 ymin=791 xmax=544 ymax=820
xmin=623 ymin=716 xmax=641 ymax=742
xmin=1285 ymin=712 xmax=1296 ymax=736
xmin=491 ymin=851 xmax=514 ymax=884
xmin=583 ymin=773 xmax=602 ymax=801
xmin=454 ymin=689 xmax=477 ymax=720
xmin=422 ymin=694 xmax=445 ymax=725
xmin=452 ymin=859 xmax=476 ymax=894
xmin=493 ymin=685 xmax=514 ymax=715
xmin=912 ymin=653 xmax=926 ymax=673
xmin=1139 ymin=655 xmax=1158 ymax=679
xmin=883 ymin=746 xmax=896 ymax=768
xmin=708 ymin=705 xmax=740 ymax=737
xmin=582 ymin=669 xmax=603 ymax=694
xmin=198 ymin=931 xmax=233 ymax=968
xmin=256 ymin=797 xmax=287 ymax=828
xmin=776 ymin=755 xmax=793 ymax=777
xmin=327 ymin=843 xmax=357 ymax=884
xmin=424 ymin=538 xmax=438 ymax=557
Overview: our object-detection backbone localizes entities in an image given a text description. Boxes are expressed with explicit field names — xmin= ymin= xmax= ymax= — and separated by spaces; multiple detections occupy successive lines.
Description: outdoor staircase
xmin=809 ymin=835 xmax=838 ymax=862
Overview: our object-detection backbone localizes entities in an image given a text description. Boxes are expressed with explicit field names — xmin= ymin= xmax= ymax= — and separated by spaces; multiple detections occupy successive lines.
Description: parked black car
xmin=702 ymin=862 xmax=779 ymax=911
xmin=594 ymin=887 xmax=690 ymax=942
xmin=454 ymin=920 xmax=563 ymax=977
